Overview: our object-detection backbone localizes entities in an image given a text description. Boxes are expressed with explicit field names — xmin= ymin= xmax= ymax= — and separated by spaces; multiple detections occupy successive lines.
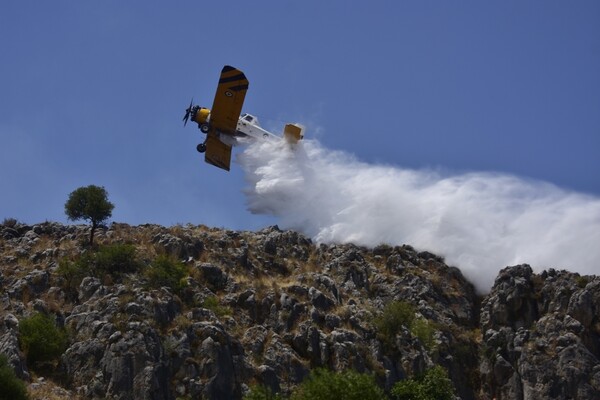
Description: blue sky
xmin=1 ymin=1 xmax=599 ymax=231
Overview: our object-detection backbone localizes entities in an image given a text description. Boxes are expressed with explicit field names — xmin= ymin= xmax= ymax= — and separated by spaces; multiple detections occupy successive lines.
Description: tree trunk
xmin=90 ymin=221 xmax=97 ymax=246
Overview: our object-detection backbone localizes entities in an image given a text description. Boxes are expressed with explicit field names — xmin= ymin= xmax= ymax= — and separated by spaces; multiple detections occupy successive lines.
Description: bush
xmin=410 ymin=318 xmax=436 ymax=351
xmin=374 ymin=300 xmax=415 ymax=347
xmin=145 ymin=255 xmax=188 ymax=293
xmin=391 ymin=365 xmax=455 ymax=400
xmin=0 ymin=355 xmax=29 ymax=400
xmin=391 ymin=378 xmax=423 ymax=400
xmin=56 ymin=256 xmax=91 ymax=295
xmin=58 ymin=244 xmax=139 ymax=287
xmin=244 ymin=384 xmax=283 ymax=400
xmin=1 ymin=218 xmax=19 ymax=228
xmin=18 ymin=312 xmax=68 ymax=366
xmin=291 ymin=369 xmax=384 ymax=400
xmin=576 ymin=275 xmax=590 ymax=288
xmin=94 ymin=243 xmax=140 ymax=275
xmin=201 ymin=296 xmax=231 ymax=317
xmin=374 ymin=301 xmax=438 ymax=351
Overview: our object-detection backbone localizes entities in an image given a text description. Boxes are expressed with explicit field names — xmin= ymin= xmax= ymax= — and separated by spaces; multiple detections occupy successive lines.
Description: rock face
xmin=0 ymin=221 xmax=598 ymax=399
xmin=480 ymin=265 xmax=600 ymax=399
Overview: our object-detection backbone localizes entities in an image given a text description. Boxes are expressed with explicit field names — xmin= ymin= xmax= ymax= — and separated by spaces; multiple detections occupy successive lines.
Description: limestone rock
xmin=0 ymin=222 xmax=597 ymax=400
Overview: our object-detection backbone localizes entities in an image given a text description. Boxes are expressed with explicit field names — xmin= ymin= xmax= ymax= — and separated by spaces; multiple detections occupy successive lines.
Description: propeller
xmin=183 ymin=98 xmax=194 ymax=126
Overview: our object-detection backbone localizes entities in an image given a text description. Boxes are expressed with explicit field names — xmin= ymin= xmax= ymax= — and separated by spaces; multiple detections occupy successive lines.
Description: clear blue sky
xmin=2 ymin=1 xmax=599 ymax=230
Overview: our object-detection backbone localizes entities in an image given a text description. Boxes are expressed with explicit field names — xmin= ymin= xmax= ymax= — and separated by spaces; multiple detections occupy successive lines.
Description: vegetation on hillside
xmin=0 ymin=221 xmax=483 ymax=399
xmin=0 ymin=355 xmax=29 ymax=400
xmin=64 ymin=185 xmax=114 ymax=245
xmin=18 ymin=312 xmax=68 ymax=367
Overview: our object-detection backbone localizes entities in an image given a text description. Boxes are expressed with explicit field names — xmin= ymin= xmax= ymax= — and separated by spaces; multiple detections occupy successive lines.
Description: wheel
xmin=196 ymin=143 xmax=206 ymax=153
xmin=200 ymin=123 xmax=210 ymax=133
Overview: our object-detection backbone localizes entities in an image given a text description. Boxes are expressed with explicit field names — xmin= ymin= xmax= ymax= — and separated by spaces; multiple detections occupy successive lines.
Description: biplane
xmin=183 ymin=65 xmax=304 ymax=171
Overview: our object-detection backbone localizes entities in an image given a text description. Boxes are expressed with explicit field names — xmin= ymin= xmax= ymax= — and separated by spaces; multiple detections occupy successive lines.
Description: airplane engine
xmin=193 ymin=107 xmax=210 ymax=125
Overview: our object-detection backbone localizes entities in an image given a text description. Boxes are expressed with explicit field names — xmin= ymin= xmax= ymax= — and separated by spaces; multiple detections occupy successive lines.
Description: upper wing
xmin=204 ymin=65 xmax=247 ymax=171
xmin=209 ymin=65 xmax=249 ymax=134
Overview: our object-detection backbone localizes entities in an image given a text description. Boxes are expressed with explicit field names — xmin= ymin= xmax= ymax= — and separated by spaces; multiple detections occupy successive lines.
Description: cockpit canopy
xmin=241 ymin=113 xmax=261 ymax=127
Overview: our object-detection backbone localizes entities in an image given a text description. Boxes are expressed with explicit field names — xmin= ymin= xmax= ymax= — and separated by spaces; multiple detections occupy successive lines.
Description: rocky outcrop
xmin=480 ymin=265 xmax=600 ymax=399
xmin=0 ymin=313 xmax=30 ymax=380
xmin=0 ymin=222 xmax=598 ymax=399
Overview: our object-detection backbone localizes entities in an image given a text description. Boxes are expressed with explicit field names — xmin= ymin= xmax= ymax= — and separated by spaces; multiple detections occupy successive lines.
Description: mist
xmin=238 ymin=139 xmax=600 ymax=292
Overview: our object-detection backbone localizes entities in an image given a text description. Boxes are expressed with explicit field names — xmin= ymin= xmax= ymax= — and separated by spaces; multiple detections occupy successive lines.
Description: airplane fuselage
xmin=191 ymin=106 xmax=279 ymax=144
xmin=234 ymin=113 xmax=279 ymax=141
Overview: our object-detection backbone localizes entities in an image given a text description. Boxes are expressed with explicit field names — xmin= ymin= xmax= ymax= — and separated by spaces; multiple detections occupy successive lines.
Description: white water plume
xmin=239 ymin=139 xmax=600 ymax=292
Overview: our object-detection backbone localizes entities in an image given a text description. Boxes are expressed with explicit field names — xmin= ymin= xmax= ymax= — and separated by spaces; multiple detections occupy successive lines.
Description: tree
xmin=391 ymin=365 xmax=455 ymax=400
xmin=65 ymin=185 xmax=114 ymax=245
xmin=291 ymin=369 xmax=384 ymax=400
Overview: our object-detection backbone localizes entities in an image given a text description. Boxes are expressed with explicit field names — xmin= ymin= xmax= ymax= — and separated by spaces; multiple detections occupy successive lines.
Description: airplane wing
xmin=203 ymin=65 xmax=248 ymax=171
xmin=205 ymin=133 xmax=232 ymax=171
xmin=209 ymin=65 xmax=249 ymax=134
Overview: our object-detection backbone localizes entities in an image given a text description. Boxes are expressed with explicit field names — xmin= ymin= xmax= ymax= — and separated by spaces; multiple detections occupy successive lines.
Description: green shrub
xmin=58 ymin=244 xmax=139 ymax=287
xmin=410 ymin=318 xmax=436 ymax=351
xmin=56 ymin=244 xmax=139 ymax=294
xmin=374 ymin=301 xmax=438 ymax=352
xmin=94 ymin=243 xmax=140 ymax=275
xmin=374 ymin=300 xmax=415 ymax=347
xmin=145 ymin=255 xmax=188 ymax=293
xmin=56 ymin=256 xmax=91 ymax=295
xmin=244 ymin=384 xmax=283 ymax=400
xmin=291 ymin=369 xmax=384 ymax=400
xmin=18 ymin=312 xmax=68 ymax=366
xmin=201 ymin=296 xmax=231 ymax=317
xmin=391 ymin=378 xmax=423 ymax=400
xmin=0 ymin=355 xmax=29 ymax=400
xmin=391 ymin=365 xmax=455 ymax=400
xmin=1 ymin=218 xmax=19 ymax=228
xmin=576 ymin=275 xmax=590 ymax=288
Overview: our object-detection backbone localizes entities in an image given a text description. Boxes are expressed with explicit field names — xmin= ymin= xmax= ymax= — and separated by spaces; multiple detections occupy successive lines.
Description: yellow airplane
xmin=183 ymin=65 xmax=304 ymax=171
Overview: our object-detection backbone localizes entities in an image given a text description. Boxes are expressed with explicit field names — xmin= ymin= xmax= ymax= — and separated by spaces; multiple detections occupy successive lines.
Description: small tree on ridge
xmin=65 ymin=185 xmax=114 ymax=246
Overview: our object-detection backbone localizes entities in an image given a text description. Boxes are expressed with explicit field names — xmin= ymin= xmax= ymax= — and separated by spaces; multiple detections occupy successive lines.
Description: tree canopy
xmin=65 ymin=185 xmax=114 ymax=245
xmin=290 ymin=369 xmax=384 ymax=400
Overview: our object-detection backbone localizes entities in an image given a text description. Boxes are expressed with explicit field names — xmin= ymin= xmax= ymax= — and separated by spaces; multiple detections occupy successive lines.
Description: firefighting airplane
xmin=182 ymin=65 xmax=304 ymax=171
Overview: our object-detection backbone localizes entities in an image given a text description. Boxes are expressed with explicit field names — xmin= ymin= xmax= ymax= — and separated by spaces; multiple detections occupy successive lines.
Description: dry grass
xmin=28 ymin=378 xmax=81 ymax=400
xmin=40 ymin=290 xmax=72 ymax=314
xmin=234 ymin=272 xmax=299 ymax=296
xmin=30 ymin=234 xmax=59 ymax=252
xmin=171 ymin=314 xmax=192 ymax=331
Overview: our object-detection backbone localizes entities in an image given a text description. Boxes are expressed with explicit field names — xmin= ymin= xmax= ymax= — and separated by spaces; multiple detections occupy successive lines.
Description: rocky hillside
xmin=0 ymin=221 xmax=598 ymax=399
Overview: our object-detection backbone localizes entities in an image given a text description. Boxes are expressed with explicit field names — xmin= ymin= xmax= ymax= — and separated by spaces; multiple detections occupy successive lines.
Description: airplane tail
xmin=283 ymin=123 xmax=304 ymax=143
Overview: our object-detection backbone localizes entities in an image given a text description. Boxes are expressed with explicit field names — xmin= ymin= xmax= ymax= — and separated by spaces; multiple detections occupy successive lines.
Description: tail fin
xmin=283 ymin=123 xmax=304 ymax=143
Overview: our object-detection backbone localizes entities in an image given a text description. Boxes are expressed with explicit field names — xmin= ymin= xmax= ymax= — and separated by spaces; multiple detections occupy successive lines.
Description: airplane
xmin=182 ymin=65 xmax=304 ymax=171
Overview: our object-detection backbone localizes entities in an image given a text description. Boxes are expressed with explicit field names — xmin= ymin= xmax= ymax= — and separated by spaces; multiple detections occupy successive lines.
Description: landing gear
xmin=200 ymin=123 xmax=210 ymax=133
xmin=197 ymin=143 xmax=206 ymax=153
